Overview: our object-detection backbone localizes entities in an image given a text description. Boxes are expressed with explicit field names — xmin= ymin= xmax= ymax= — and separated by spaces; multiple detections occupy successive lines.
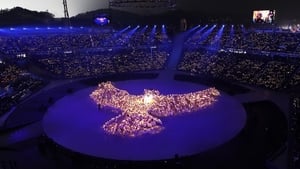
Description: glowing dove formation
xmin=90 ymin=81 xmax=220 ymax=137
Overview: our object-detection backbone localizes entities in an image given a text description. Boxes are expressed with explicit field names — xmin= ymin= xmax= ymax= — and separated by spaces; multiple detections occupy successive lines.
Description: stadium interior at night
xmin=0 ymin=1 xmax=300 ymax=169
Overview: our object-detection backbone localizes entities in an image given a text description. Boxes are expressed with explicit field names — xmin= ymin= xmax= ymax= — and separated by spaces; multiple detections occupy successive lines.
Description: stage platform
xmin=42 ymin=79 xmax=246 ymax=161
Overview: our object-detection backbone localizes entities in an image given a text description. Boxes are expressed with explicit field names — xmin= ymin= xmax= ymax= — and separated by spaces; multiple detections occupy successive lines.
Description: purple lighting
xmin=94 ymin=16 xmax=110 ymax=26
xmin=43 ymin=79 xmax=247 ymax=160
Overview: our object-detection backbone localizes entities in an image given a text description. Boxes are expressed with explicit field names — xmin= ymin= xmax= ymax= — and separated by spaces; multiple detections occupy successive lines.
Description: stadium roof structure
xmin=109 ymin=0 xmax=176 ymax=9
xmin=108 ymin=0 xmax=176 ymax=15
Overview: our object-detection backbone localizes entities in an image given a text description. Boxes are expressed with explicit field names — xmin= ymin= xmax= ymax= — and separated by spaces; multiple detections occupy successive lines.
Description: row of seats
xmin=289 ymin=97 xmax=300 ymax=169
xmin=186 ymin=25 xmax=300 ymax=55
xmin=178 ymin=48 xmax=300 ymax=90
xmin=0 ymin=27 xmax=171 ymax=55
xmin=0 ymin=61 xmax=45 ymax=116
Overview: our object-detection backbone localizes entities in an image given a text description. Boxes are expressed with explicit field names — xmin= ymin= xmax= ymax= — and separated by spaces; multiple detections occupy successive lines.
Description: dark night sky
xmin=178 ymin=0 xmax=300 ymax=19
xmin=1 ymin=0 xmax=299 ymax=20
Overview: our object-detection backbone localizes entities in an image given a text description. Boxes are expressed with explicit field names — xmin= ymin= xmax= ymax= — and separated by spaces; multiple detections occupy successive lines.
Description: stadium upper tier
xmin=178 ymin=49 xmax=300 ymax=90
xmin=0 ymin=25 xmax=300 ymax=116
xmin=0 ymin=26 xmax=171 ymax=55
xmin=0 ymin=25 xmax=299 ymax=56
xmin=185 ymin=25 xmax=300 ymax=56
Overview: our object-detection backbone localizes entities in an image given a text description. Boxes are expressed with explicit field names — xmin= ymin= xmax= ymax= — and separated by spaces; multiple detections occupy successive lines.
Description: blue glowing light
xmin=94 ymin=16 xmax=110 ymax=26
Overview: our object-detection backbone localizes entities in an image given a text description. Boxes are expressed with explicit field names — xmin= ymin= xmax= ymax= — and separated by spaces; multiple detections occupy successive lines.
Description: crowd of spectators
xmin=287 ymin=68 xmax=300 ymax=88
xmin=0 ymin=26 xmax=171 ymax=79
xmin=34 ymin=48 xmax=169 ymax=78
xmin=185 ymin=25 xmax=300 ymax=56
xmin=0 ymin=58 xmax=45 ymax=116
xmin=289 ymin=96 xmax=300 ymax=169
xmin=0 ymin=26 xmax=171 ymax=55
xmin=180 ymin=25 xmax=300 ymax=91
xmin=178 ymin=48 xmax=300 ymax=90
xmin=0 ymin=26 xmax=172 ymax=116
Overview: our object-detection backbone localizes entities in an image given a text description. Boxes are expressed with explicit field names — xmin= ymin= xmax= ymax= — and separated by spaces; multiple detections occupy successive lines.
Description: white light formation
xmin=90 ymin=81 xmax=220 ymax=137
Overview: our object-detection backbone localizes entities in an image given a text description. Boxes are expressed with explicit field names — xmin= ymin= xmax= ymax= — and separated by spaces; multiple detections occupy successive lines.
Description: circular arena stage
xmin=43 ymin=79 xmax=247 ymax=161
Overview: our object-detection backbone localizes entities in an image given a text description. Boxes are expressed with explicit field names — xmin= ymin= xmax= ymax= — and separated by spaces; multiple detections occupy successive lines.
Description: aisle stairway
xmin=166 ymin=32 xmax=187 ymax=70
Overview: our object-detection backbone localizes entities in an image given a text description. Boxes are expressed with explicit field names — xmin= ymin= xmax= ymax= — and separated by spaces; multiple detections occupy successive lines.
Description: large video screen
xmin=253 ymin=10 xmax=275 ymax=24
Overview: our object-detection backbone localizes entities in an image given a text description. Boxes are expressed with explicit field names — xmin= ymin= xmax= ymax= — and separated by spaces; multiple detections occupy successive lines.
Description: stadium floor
xmin=43 ymin=79 xmax=247 ymax=161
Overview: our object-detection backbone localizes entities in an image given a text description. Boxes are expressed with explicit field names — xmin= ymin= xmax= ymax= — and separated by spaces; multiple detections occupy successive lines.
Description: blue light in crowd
xmin=198 ymin=24 xmax=216 ymax=42
xmin=150 ymin=25 xmax=157 ymax=38
xmin=187 ymin=25 xmax=200 ymax=33
xmin=213 ymin=24 xmax=225 ymax=48
xmin=113 ymin=26 xmax=130 ymax=38
xmin=194 ymin=25 xmax=207 ymax=35
xmin=161 ymin=24 xmax=167 ymax=37
xmin=140 ymin=25 xmax=148 ymax=33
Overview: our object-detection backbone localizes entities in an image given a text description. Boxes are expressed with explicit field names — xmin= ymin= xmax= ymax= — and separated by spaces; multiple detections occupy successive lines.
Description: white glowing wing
xmin=90 ymin=81 xmax=130 ymax=111
xmin=148 ymin=88 xmax=220 ymax=117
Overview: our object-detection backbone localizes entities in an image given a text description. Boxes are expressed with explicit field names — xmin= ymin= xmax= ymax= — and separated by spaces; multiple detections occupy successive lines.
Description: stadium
xmin=0 ymin=0 xmax=299 ymax=169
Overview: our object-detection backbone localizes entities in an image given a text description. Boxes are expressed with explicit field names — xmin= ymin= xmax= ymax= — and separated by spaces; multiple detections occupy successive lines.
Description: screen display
xmin=94 ymin=17 xmax=110 ymax=26
xmin=94 ymin=14 xmax=110 ymax=26
xmin=253 ymin=10 xmax=275 ymax=24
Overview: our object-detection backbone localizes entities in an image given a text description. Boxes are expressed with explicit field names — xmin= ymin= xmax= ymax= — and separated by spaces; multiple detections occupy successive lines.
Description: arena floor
xmin=42 ymin=79 xmax=247 ymax=161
